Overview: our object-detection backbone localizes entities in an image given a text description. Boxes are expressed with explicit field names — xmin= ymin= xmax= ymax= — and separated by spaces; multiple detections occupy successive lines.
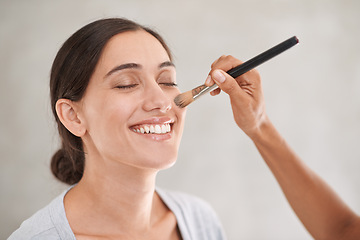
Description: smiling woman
xmin=8 ymin=18 xmax=226 ymax=240
xmin=8 ymin=16 xmax=360 ymax=240
xmin=49 ymin=19 xmax=178 ymax=186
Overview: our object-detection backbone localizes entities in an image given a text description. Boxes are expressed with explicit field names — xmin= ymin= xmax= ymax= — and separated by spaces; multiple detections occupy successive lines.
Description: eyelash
xmin=115 ymin=82 xmax=177 ymax=89
xmin=159 ymin=82 xmax=178 ymax=87
xmin=116 ymin=84 xmax=138 ymax=89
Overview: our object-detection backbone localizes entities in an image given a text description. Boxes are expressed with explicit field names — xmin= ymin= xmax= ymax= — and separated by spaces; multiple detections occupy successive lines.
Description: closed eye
xmin=159 ymin=82 xmax=178 ymax=87
xmin=115 ymin=84 xmax=139 ymax=89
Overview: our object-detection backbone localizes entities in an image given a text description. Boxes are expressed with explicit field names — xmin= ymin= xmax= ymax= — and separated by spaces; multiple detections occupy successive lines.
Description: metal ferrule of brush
xmin=192 ymin=84 xmax=218 ymax=100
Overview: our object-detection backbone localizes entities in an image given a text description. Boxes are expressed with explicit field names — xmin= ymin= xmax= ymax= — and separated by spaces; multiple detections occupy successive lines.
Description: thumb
xmin=211 ymin=69 xmax=245 ymax=98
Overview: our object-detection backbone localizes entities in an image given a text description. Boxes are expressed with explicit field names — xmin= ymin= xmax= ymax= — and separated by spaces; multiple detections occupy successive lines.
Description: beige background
xmin=1 ymin=0 xmax=360 ymax=239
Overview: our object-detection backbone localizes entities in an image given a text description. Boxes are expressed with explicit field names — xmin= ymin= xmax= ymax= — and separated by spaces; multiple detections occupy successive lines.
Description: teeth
xmin=155 ymin=125 xmax=161 ymax=134
xmin=161 ymin=125 xmax=167 ymax=133
xmin=144 ymin=125 xmax=150 ymax=133
xmin=132 ymin=123 xmax=172 ymax=134
xmin=150 ymin=125 xmax=155 ymax=133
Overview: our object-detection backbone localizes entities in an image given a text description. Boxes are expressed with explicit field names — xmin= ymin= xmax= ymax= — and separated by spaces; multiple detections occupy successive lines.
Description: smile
xmin=131 ymin=123 xmax=171 ymax=134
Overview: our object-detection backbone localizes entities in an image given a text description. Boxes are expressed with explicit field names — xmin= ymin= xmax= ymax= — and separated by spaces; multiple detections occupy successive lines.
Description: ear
xmin=55 ymin=99 xmax=86 ymax=137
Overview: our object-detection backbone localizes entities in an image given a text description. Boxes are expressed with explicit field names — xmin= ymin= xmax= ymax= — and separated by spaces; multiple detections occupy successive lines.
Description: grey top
xmin=8 ymin=187 xmax=226 ymax=240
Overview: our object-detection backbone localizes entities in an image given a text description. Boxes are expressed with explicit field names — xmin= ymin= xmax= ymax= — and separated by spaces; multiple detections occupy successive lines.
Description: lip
xmin=141 ymin=131 xmax=173 ymax=141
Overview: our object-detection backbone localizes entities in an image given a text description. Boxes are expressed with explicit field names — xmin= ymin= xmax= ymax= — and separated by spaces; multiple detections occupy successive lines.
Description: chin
xmin=152 ymin=155 xmax=178 ymax=171
xmin=137 ymin=151 xmax=178 ymax=171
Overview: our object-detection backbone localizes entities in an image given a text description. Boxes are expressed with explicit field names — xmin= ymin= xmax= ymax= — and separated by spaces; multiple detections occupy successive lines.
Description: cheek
xmin=109 ymin=95 xmax=136 ymax=118
xmin=175 ymin=107 xmax=186 ymax=138
xmin=179 ymin=107 xmax=187 ymax=122
xmin=83 ymin=94 xmax=140 ymax=158
xmin=169 ymin=88 xmax=186 ymax=112
xmin=82 ymin=92 xmax=137 ymax=137
xmin=166 ymin=87 xmax=181 ymax=105
xmin=167 ymin=88 xmax=186 ymax=131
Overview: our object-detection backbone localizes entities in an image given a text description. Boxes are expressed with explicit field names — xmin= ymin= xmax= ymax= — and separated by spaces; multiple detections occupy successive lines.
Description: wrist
xmin=247 ymin=114 xmax=281 ymax=146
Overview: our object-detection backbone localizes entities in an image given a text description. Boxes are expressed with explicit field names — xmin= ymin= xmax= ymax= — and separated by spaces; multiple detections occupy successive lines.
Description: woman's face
xmin=78 ymin=30 xmax=186 ymax=171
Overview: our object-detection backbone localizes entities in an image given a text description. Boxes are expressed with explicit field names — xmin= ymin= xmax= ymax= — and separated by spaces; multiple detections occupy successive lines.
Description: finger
xmin=204 ymin=75 xmax=216 ymax=87
xmin=210 ymin=88 xmax=221 ymax=96
xmin=204 ymin=75 xmax=220 ymax=96
xmin=211 ymin=69 xmax=247 ymax=99
xmin=237 ymin=69 xmax=263 ymax=100
xmin=210 ymin=55 xmax=243 ymax=76
xmin=210 ymin=55 xmax=224 ymax=68
xmin=206 ymin=55 xmax=243 ymax=88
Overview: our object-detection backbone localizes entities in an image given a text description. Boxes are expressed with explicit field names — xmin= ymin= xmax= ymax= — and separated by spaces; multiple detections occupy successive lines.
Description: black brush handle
xmin=227 ymin=36 xmax=299 ymax=78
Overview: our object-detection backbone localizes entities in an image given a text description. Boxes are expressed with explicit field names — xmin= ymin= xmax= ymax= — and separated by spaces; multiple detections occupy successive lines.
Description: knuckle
xmin=226 ymin=82 xmax=238 ymax=95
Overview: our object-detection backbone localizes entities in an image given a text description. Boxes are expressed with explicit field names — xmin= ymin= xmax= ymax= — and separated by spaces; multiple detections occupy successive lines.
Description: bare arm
xmin=206 ymin=55 xmax=360 ymax=240
xmin=252 ymin=117 xmax=360 ymax=240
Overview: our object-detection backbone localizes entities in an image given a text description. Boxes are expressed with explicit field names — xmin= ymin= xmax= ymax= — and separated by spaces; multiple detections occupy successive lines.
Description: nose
xmin=142 ymin=82 xmax=172 ymax=113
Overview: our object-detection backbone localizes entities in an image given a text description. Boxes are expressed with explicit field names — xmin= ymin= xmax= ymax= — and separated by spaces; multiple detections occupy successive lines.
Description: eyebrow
xmin=159 ymin=61 xmax=175 ymax=69
xmin=105 ymin=63 xmax=140 ymax=77
xmin=105 ymin=61 xmax=175 ymax=78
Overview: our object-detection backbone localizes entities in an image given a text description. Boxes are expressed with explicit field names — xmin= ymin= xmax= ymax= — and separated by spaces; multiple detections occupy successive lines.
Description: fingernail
xmin=213 ymin=70 xmax=226 ymax=83
xmin=205 ymin=75 xmax=212 ymax=85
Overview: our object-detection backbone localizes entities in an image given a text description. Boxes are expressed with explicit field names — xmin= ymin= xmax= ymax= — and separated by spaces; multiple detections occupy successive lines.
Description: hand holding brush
xmin=174 ymin=36 xmax=299 ymax=108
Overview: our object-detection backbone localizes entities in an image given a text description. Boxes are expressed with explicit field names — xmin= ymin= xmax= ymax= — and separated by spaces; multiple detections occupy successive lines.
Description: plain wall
xmin=1 ymin=0 xmax=360 ymax=239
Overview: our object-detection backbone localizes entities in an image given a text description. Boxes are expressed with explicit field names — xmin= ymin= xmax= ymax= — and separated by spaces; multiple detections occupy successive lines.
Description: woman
xmin=10 ymin=17 xmax=360 ymax=240
xmin=9 ymin=18 xmax=225 ymax=239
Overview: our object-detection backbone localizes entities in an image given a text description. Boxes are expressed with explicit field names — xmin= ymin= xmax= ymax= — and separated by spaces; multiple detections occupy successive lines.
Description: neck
xmin=65 ymin=155 xmax=164 ymax=234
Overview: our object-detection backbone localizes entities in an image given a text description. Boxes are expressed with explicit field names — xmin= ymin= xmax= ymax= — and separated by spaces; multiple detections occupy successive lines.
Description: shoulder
xmin=8 ymin=199 xmax=60 ymax=240
xmin=158 ymin=188 xmax=215 ymax=216
xmin=157 ymin=188 xmax=227 ymax=240
xmin=8 ymin=189 xmax=75 ymax=240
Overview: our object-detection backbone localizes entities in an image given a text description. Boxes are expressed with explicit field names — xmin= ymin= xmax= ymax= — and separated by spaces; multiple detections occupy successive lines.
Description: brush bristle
xmin=174 ymin=91 xmax=194 ymax=108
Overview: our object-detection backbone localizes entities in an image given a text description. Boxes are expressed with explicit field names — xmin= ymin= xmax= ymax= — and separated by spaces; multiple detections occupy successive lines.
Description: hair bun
xmin=51 ymin=148 xmax=83 ymax=185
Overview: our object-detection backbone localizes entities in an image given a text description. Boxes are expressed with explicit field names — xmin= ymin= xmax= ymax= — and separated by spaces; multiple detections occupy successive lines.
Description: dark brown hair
xmin=50 ymin=18 xmax=172 ymax=185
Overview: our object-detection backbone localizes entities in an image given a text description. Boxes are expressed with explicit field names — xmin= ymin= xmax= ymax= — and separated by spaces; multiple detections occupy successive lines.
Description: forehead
xmin=98 ymin=30 xmax=170 ymax=67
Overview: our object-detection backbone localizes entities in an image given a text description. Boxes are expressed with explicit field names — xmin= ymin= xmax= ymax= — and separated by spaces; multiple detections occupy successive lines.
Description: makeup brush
xmin=174 ymin=36 xmax=299 ymax=108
